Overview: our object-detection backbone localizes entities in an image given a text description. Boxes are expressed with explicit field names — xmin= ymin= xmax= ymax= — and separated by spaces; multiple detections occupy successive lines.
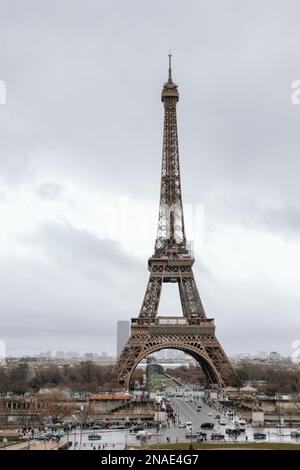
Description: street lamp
xmin=188 ymin=423 xmax=193 ymax=450
xmin=79 ymin=406 xmax=84 ymax=449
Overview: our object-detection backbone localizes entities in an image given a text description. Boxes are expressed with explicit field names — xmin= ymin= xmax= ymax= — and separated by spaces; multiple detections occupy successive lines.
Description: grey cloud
xmin=0 ymin=221 xmax=145 ymax=355
xmin=35 ymin=182 xmax=64 ymax=200
xmin=260 ymin=207 xmax=300 ymax=235
xmin=0 ymin=0 xmax=299 ymax=356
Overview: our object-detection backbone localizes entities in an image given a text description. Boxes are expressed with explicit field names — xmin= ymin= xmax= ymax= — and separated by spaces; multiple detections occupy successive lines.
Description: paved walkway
xmin=1 ymin=440 xmax=59 ymax=451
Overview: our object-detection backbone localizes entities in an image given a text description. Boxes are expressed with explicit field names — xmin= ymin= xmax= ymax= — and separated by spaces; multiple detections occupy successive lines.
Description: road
xmin=171 ymin=397 xmax=231 ymax=429
xmin=166 ymin=397 xmax=300 ymax=445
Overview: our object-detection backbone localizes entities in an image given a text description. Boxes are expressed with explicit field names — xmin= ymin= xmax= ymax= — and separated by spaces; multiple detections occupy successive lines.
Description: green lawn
xmin=149 ymin=373 xmax=178 ymax=390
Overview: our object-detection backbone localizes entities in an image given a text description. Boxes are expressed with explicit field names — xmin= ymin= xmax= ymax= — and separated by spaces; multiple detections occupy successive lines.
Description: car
xmin=291 ymin=431 xmax=300 ymax=438
xmin=185 ymin=421 xmax=192 ymax=426
xmin=129 ymin=425 xmax=144 ymax=433
xmin=235 ymin=422 xmax=247 ymax=432
xmin=136 ymin=431 xmax=152 ymax=440
xmin=198 ymin=431 xmax=207 ymax=438
xmin=226 ymin=428 xmax=241 ymax=436
xmin=33 ymin=433 xmax=51 ymax=441
xmin=208 ymin=412 xmax=213 ymax=416
xmin=211 ymin=433 xmax=225 ymax=440
xmin=88 ymin=433 xmax=102 ymax=440
xmin=185 ymin=432 xmax=199 ymax=439
xmin=178 ymin=423 xmax=185 ymax=428
xmin=215 ymin=415 xmax=221 ymax=419
xmin=218 ymin=419 xmax=227 ymax=425
xmin=236 ymin=420 xmax=247 ymax=428
xmin=201 ymin=423 xmax=214 ymax=430
xmin=253 ymin=432 xmax=266 ymax=440
xmin=197 ymin=408 xmax=201 ymax=412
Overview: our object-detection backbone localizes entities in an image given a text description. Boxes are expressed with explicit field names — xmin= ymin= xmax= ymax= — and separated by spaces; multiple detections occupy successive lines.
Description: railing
xmin=131 ymin=316 xmax=214 ymax=327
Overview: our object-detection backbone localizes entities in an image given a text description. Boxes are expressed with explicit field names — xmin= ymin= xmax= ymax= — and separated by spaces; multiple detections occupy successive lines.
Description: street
xmin=65 ymin=397 xmax=300 ymax=449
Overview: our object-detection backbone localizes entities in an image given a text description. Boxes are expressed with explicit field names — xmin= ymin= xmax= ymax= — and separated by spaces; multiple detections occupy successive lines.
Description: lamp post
xmin=188 ymin=423 xmax=193 ymax=450
xmin=73 ymin=415 xmax=78 ymax=451
xmin=79 ymin=406 xmax=84 ymax=449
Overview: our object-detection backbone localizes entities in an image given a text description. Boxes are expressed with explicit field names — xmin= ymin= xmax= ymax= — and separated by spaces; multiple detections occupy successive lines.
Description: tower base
xmin=111 ymin=317 xmax=237 ymax=390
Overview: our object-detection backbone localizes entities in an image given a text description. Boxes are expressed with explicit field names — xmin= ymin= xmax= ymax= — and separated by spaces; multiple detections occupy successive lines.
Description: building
xmin=117 ymin=321 xmax=130 ymax=357
xmin=269 ymin=351 xmax=281 ymax=362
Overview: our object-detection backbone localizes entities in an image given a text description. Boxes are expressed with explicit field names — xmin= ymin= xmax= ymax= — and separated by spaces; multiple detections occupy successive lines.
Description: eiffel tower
xmin=112 ymin=56 xmax=236 ymax=389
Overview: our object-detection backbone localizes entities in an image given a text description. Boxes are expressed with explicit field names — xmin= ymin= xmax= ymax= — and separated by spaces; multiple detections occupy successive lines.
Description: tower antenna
xmin=168 ymin=51 xmax=172 ymax=82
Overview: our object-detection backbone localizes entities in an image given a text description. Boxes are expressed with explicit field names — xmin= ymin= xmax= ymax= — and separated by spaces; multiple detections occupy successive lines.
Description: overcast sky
xmin=0 ymin=0 xmax=300 ymax=358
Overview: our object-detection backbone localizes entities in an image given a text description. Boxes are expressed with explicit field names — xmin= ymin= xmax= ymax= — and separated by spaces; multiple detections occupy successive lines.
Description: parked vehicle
xmin=33 ymin=433 xmax=51 ymax=441
xmin=234 ymin=419 xmax=246 ymax=431
xmin=218 ymin=419 xmax=227 ymax=425
xmin=129 ymin=425 xmax=144 ymax=433
xmin=238 ymin=420 xmax=247 ymax=430
xmin=211 ymin=433 xmax=225 ymax=440
xmin=88 ymin=433 xmax=102 ymax=440
xmin=291 ymin=430 xmax=300 ymax=438
xmin=136 ymin=431 xmax=152 ymax=440
xmin=185 ymin=432 xmax=199 ymax=439
xmin=253 ymin=432 xmax=266 ymax=440
xmin=201 ymin=422 xmax=214 ymax=430
xmin=226 ymin=428 xmax=241 ymax=436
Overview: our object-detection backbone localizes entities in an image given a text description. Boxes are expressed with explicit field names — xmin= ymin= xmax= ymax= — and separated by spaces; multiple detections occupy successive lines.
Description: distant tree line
xmin=0 ymin=361 xmax=112 ymax=394
xmin=236 ymin=361 xmax=300 ymax=393
xmin=1 ymin=360 xmax=299 ymax=395
xmin=166 ymin=365 xmax=206 ymax=385
xmin=166 ymin=362 xmax=300 ymax=393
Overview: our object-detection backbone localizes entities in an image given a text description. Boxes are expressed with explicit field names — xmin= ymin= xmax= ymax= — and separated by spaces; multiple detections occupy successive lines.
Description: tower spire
xmin=168 ymin=52 xmax=172 ymax=82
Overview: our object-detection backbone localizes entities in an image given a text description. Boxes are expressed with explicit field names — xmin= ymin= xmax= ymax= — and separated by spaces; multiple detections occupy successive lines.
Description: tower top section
xmin=155 ymin=54 xmax=186 ymax=256
xmin=161 ymin=53 xmax=179 ymax=102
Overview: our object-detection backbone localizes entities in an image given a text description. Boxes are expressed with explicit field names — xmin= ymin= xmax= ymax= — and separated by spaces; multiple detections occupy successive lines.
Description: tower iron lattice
xmin=111 ymin=56 xmax=237 ymax=389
